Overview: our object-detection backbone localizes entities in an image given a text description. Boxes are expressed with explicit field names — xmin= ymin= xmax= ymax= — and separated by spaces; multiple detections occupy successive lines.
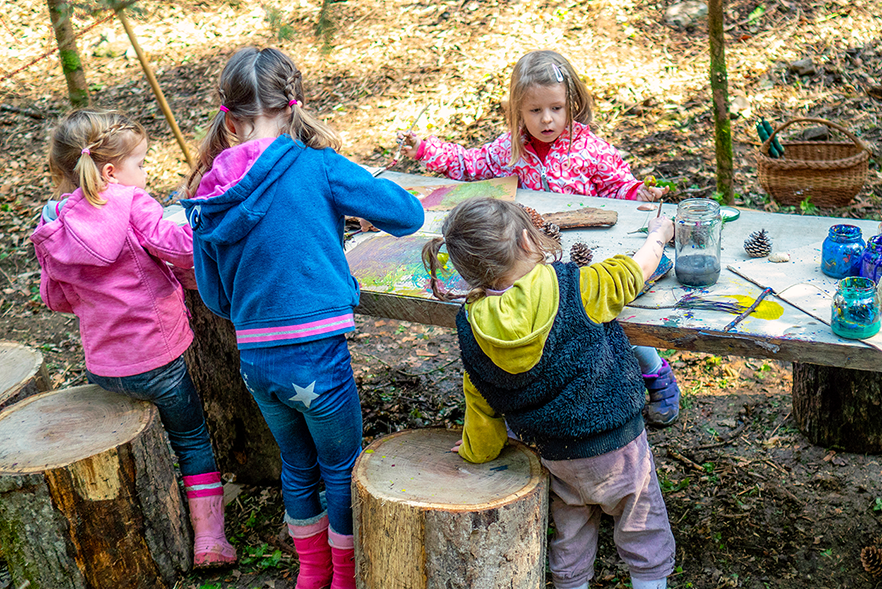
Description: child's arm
xmin=455 ymin=372 xmax=509 ymax=464
xmin=130 ymin=189 xmax=194 ymax=269
xmin=580 ymin=216 xmax=673 ymax=322
xmin=191 ymin=242 xmax=232 ymax=320
xmin=400 ymin=131 xmax=513 ymax=182
xmin=34 ymin=250 xmax=74 ymax=314
xmin=325 ymin=150 xmax=424 ymax=236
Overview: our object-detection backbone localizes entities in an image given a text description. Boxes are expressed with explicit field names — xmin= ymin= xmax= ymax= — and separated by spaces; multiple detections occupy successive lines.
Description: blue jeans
xmin=86 ymin=355 xmax=217 ymax=477
xmin=239 ymin=335 xmax=362 ymax=536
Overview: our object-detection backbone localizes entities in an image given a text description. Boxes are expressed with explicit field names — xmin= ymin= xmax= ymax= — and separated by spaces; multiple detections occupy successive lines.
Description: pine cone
xmin=744 ymin=229 xmax=772 ymax=258
xmin=518 ymin=203 xmax=546 ymax=230
xmin=862 ymin=546 xmax=882 ymax=577
xmin=542 ymin=222 xmax=561 ymax=244
xmin=570 ymin=242 xmax=594 ymax=267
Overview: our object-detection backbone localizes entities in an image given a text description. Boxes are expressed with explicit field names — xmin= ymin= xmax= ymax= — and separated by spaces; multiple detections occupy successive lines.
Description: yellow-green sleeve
xmin=579 ymin=255 xmax=645 ymax=323
xmin=458 ymin=371 xmax=509 ymax=464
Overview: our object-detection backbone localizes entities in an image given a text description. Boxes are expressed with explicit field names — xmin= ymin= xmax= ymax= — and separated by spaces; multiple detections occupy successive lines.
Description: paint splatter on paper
xmin=346 ymin=234 xmax=469 ymax=297
xmin=403 ymin=176 xmax=518 ymax=211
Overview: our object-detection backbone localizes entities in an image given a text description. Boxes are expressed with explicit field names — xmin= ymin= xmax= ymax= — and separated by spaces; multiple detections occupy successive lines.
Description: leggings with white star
xmin=239 ymin=334 xmax=362 ymax=536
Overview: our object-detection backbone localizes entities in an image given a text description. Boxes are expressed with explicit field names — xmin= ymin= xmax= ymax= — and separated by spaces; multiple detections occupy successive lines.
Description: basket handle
xmin=761 ymin=117 xmax=872 ymax=155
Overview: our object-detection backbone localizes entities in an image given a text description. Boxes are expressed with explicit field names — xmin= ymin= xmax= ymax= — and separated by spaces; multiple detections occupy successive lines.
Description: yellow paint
xmin=365 ymin=449 xmax=374 ymax=453
xmin=438 ymin=252 xmax=449 ymax=269
xmin=70 ymin=450 xmax=121 ymax=500
xmin=729 ymin=295 xmax=784 ymax=320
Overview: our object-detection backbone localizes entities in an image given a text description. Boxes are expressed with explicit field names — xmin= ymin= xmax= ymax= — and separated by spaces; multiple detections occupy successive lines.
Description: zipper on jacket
xmin=539 ymin=162 xmax=550 ymax=192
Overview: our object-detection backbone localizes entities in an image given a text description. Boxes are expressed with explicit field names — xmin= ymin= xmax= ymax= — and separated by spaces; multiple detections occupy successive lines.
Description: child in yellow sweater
xmin=422 ymin=198 xmax=676 ymax=589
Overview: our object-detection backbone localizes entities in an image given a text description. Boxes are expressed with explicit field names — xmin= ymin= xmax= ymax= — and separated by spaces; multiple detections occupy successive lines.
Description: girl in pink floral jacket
xmin=401 ymin=50 xmax=667 ymax=202
xmin=400 ymin=50 xmax=681 ymax=428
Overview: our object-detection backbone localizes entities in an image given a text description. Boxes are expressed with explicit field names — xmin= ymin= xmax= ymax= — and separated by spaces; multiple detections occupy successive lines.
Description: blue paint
xmin=860 ymin=234 xmax=882 ymax=283
xmin=821 ymin=224 xmax=865 ymax=279
xmin=831 ymin=276 xmax=880 ymax=340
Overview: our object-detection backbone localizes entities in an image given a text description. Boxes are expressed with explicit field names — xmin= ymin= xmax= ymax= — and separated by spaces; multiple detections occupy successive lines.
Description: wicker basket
xmin=756 ymin=117 xmax=871 ymax=208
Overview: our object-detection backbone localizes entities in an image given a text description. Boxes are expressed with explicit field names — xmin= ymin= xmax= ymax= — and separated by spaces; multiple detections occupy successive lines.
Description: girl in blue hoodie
xmin=180 ymin=47 xmax=424 ymax=589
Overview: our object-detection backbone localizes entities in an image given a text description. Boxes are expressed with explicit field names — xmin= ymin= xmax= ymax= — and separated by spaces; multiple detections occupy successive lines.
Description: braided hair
xmin=184 ymin=47 xmax=341 ymax=197
xmin=48 ymin=109 xmax=146 ymax=206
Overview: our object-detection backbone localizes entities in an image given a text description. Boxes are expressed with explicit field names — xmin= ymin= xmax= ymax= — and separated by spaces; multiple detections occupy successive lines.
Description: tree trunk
xmin=0 ymin=385 xmax=191 ymax=588
xmin=708 ymin=0 xmax=734 ymax=204
xmin=353 ymin=428 xmax=548 ymax=589
xmin=792 ymin=362 xmax=882 ymax=452
xmin=47 ymin=0 xmax=89 ymax=107
xmin=183 ymin=290 xmax=281 ymax=484
xmin=0 ymin=340 xmax=50 ymax=411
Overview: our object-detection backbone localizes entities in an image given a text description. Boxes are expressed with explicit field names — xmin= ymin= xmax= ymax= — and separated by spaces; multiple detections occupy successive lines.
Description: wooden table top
xmin=347 ymin=170 xmax=882 ymax=371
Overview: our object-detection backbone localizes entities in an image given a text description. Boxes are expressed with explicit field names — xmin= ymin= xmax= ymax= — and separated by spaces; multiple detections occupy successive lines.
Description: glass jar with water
xmin=675 ymin=199 xmax=722 ymax=287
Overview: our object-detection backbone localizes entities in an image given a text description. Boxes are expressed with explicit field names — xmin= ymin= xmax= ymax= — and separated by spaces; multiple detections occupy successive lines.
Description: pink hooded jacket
xmin=416 ymin=121 xmax=642 ymax=200
xmin=31 ymin=183 xmax=194 ymax=377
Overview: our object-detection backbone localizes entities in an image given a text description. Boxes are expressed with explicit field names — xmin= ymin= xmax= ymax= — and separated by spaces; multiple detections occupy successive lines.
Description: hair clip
xmin=219 ymin=105 xmax=229 ymax=113
xmin=288 ymin=99 xmax=299 ymax=107
xmin=551 ymin=63 xmax=564 ymax=83
xmin=81 ymin=148 xmax=91 ymax=155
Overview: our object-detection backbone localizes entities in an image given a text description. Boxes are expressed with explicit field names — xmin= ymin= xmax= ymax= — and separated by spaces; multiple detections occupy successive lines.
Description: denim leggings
xmin=632 ymin=345 xmax=663 ymax=376
xmin=86 ymin=355 xmax=217 ymax=477
xmin=238 ymin=335 xmax=362 ymax=536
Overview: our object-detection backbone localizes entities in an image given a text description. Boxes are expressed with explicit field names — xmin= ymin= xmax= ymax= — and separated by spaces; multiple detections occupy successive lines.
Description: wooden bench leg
xmin=792 ymin=362 xmax=882 ymax=452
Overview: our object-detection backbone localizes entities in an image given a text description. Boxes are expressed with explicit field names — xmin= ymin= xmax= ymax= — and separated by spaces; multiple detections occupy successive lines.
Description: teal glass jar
xmin=821 ymin=224 xmax=865 ymax=279
xmin=831 ymin=276 xmax=881 ymax=340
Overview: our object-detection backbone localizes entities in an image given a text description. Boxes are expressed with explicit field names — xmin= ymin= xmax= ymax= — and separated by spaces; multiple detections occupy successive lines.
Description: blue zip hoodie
xmin=179 ymin=134 xmax=424 ymax=349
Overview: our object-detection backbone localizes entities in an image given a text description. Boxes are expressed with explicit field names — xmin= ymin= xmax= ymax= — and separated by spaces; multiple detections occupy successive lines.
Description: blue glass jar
xmin=831 ymin=276 xmax=880 ymax=340
xmin=860 ymin=234 xmax=882 ymax=284
xmin=821 ymin=224 xmax=865 ymax=279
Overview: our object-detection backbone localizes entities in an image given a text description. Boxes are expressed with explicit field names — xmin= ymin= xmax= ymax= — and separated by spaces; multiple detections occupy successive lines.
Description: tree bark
xmin=353 ymin=428 xmax=548 ymax=589
xmin=184 ymin=290 xmax=281 ymax=484
xmin=0 ymin=385 xmax=191 ymax=588
xmin=46 ymin=0 xmax=89 ymax=107
xmin=0 ymin=341 xmax=50 ymax=411
xmin=708 ymin=0 xmax=734 ymax=204
xmin=792 ymin=362 xmax=882 ymax=452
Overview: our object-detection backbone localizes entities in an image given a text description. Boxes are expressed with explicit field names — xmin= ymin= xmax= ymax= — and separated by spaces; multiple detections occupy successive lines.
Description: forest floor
xmin=1 ymin=0 xmax=882 ymax=587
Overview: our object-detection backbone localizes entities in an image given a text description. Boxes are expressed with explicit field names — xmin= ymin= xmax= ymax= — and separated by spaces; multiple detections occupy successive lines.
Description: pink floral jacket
xmin=416 ymin=121 xmax=642 ymax=200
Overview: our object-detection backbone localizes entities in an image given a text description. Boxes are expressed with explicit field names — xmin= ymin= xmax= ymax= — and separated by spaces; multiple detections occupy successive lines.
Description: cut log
xmin=541 ymin=207 xmax=618 ymax=229
xmin=0 ymin=340 xmax=50 ymax=410
xmin=353 ymin=428 xmax=548 ymax=589
xmin=0 ymin=385 xmax=191 ymax=589
xmin=184 ymin=290 xmax=281 ymax=484
xmin=792 ymin=362 xmax=882 ymax=452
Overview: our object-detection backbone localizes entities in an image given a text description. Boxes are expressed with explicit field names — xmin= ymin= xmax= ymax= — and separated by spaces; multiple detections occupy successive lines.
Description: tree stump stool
xmin=792 ymin=362 xmax=882 ymax=453
xmin=0 ymin=341 xmax=50 ymax=411
xmin=353 ymin=428 xmax=548 ymax=589
xmin=0 ymin=385 xmax=191 ymax=589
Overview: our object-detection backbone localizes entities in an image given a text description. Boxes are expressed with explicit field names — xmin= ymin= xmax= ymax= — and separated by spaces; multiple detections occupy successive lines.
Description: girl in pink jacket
xmin=400 ymin=50 xmax=682 ymax=427
xmin=30 ymin=109 xmax=236 ymax=569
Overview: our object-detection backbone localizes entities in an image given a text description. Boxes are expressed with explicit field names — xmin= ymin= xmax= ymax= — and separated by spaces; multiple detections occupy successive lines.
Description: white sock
xmin=631 ymin=578 xmax=667 ymax=589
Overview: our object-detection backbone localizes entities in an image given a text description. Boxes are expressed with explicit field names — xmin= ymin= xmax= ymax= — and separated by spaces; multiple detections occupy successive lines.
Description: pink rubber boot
xmin=184 ymin=472 xmax=237 ymax=569
xmin=289 ymin=515 xmax=333 ymax=589
xmin=328 ymin=529 xmax=356 ymax=589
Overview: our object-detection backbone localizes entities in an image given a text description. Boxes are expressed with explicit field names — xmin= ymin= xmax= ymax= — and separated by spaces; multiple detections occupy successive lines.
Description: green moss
xmin=59 ymin=49 xmax=82 ymax=74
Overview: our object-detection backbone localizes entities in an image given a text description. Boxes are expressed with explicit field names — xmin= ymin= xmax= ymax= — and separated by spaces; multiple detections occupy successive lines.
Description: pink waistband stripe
xmin=183 ymin=472 xmax=224 ymax=498
xmin=236 ymin=314 xmax=355 ymax=344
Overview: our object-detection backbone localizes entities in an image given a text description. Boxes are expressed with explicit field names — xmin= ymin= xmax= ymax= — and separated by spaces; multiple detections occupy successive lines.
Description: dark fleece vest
xmin=457 ymin=261 xmax=646 ymax=460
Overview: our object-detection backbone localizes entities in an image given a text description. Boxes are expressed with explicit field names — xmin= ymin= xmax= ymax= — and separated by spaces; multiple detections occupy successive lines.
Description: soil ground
xmin=1 ymin=0 xmax=882 ymax=587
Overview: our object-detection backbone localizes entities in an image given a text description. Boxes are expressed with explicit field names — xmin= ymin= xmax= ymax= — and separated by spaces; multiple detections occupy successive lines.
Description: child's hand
xmin=635 ymin=185 xmax=669 ymax=202
xmin=647 ymin=215 xmax=674 ymax=244
xmin=397 ymin=131 xmax=422 ymax=160
xmin=450 ymin=439 xmax=463 ymax=453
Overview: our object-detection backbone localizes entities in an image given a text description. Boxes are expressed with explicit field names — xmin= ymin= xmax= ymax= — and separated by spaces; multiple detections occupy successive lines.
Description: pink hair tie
xmin=288 ymin=99 xmax=299 ymax=107
xmin=219 ymin=105 xmax=229 ymax=113
xmin=81 ymin=148 xmax=91 ymax=155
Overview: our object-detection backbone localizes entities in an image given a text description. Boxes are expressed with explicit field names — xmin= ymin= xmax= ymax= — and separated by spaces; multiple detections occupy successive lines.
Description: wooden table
xmin=349 ymin=170 xmax=882 ymax=451
xmin=350 ymin=170 xmax=881 ymax=371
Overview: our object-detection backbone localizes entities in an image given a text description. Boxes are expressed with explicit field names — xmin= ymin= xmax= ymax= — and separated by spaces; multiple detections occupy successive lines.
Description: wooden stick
xmin=114 ymin=6 xmax=194 ymax=167
xmin=723 ymin=287 xmax=773 ymax=332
